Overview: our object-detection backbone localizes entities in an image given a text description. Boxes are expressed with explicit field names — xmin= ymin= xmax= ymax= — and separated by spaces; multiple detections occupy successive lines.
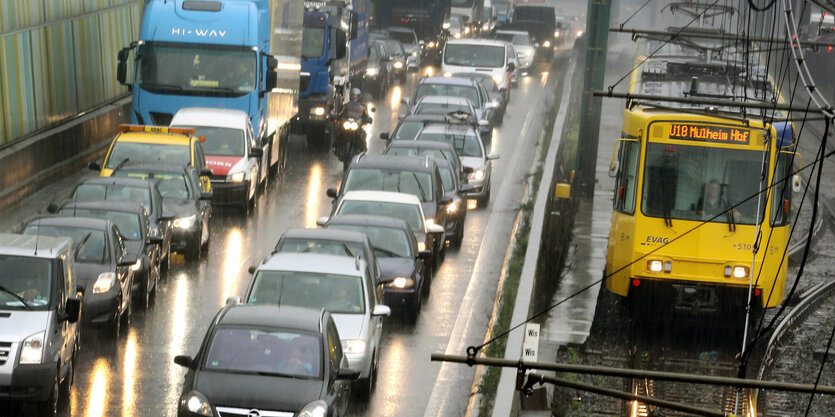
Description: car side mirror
xmin=316 ymin=216 xmax=329 ymax=227
xmin=485 ymin=102 xmax=498 ymax=110
xmin=247 ymin=266 xmax=257 ymax=274
xmin=372 ymin=304 xmax=391 ymax=317
xmin=174 ymin=355 xmax=195 ymax=369
xmin=249 ymin=147 xmax=264 ymax=158
xmin=46 ymin=203 xmax=60 ymax=214
xmin=225 ymin=296 xmax=241 ymax=305
xmin=200 ymin=168 xmax=213 ymax=177
xmin=63 ymin=297 xmax=81 ymax=323
xmin=88 ymin=160 xmax=102 ymax=171
xmin=147 ymin=235 xmax=164 ymax=245
xmin=459 ymin=184 xmax=474 ymax=193
xmin=417 ymin=250 xmax=432 ymax=259
xmin=401 ymin=97 xmax=411 ymax=107
xmin=487 ymin=152 xmax=500 ymax=160
xmin=326 ymin=188 xmax=338 ymax=199
xmin=200 ymin=192 xmax=213 ymax=201
xmin=441 ymin=195 xmax=453 ymax=204
xmin=379 ymin=132 xmax=390 ymax=141
xmin=478 ymin=119 xmax=490 ymax=127
xmin=427 ymin=223 xmax=445 ymax=234
xmin=337 ymin=367 xmax=360 ymax=381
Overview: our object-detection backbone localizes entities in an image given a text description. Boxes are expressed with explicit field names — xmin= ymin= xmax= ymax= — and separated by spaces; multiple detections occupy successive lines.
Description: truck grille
xmin=0 ymin=342 xmax=11 ymax=365
xmin=300 ymin=72 xmax=311 ymax=93
xmin=216 ymin=406 xmax=293 ymax=417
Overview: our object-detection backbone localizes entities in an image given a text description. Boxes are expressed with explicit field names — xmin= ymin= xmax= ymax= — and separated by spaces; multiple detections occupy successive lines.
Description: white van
xmin=441 ymin=39 xmax=516 ymax=91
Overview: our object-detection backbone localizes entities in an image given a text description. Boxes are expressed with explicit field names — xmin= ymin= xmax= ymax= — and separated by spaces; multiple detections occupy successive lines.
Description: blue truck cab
xmin=117 ymin=0 xmax=303 ymax=176
xmin=294 ymin=0 xmax=369 ymax=149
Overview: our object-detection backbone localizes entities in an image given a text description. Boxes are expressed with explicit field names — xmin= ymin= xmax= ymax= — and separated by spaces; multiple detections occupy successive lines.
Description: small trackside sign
xmin=522 ymin=323 xmax=540 ymax=362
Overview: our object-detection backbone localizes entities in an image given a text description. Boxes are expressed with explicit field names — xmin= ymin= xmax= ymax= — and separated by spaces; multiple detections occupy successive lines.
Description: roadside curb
xmin=490 ymin=55 xmax=576 ymax=417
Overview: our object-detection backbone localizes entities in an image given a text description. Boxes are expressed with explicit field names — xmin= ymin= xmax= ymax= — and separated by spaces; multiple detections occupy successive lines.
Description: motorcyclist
xmin=334 ymin=88 xmax=373 ymax=159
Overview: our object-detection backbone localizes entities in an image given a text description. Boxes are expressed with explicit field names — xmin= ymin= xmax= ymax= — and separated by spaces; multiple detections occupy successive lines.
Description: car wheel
xmin=201 ymin=220 xmax=210 ymax=253
xmin=407 ymin=292 xmax=421 ymax=324
xmin=452 ymin=232 xmax=464 ymax=250
xmin=60 ymin=350 xmax=75 ymax=405
xmin=35 ymin=371 xmax=59 ymax=417
xmin=138 ymin=273 xmax=150 ymax=309
xmin=161 ymin=244 xmax=171 ymax=276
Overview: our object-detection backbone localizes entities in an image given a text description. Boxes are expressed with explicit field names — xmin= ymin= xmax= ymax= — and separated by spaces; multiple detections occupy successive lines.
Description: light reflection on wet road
xmin=0 ymin=56 xmax=562 ymax=417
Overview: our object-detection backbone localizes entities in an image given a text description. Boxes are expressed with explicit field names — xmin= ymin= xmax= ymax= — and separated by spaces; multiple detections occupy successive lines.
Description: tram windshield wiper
xmin=724 ymin=201 xmax=736 ymax=232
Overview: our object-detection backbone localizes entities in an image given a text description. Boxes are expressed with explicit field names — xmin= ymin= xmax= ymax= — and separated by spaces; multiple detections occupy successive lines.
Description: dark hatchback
xmin=112 ymin=163 xmax=212 ymax=262
xmin=22 ymin=217 xmax=136 ymax=335
xmin=323 ymin=215 xmax=431 ymax=322
xmin=174 ymin=304 xmax=358 ymax=417
xmin=55 ymin=200 xmax=163 ymax=307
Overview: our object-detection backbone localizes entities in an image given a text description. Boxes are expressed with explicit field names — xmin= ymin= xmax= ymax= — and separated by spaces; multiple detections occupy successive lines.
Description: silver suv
xmin=0 ymin=233 xmax=82 ymax=416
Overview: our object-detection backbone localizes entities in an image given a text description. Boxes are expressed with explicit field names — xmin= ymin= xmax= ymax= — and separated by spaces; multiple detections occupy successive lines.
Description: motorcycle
xmin=334 ymin=116 xmax=371 ymax=171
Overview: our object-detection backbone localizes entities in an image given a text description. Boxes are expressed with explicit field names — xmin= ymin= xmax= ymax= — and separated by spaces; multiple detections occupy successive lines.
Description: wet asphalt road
xmin=0 ymin=55 xmax=564 ymax=417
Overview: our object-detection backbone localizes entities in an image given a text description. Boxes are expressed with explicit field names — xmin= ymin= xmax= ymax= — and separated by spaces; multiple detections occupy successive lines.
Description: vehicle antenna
xmin=34 ymin=217 xmax=41 ymax=256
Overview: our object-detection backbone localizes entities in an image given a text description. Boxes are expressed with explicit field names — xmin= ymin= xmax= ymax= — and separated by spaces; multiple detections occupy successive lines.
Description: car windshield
xmin=337 ymin=200 xmax=424 ymax=232
xmin=175 ymin=126 xmax=245 ymax=157
xmin=276 ymin=238 xmax=366 ymax=261
xmin=392 ymin=121 xmax=426 ymax=140
xmin=415 ymin=102 xmax=470 ymax=115
xmin=205 ymin=327 xmax=322 ymax=379
xmin=641 ymin=142 xmax=766 ymax=225
xmin=329 ymin=225 xmax=412 ymax=258
xmin=0 ymin=255 xmax=52 ymax=309
xmin=113 ymin=172 xmax=191 ymax=200
xmin=106 ymin=142 xmax=190 ymax=169
xmin=344 ymin=169 xmax=435 ymax=202
xmin=444 ymin=44 xmax=505 ymax=68
xmin=302 ymin=27 xmax=326 ymax=59
xmin=438 ymin=166 xmax=456 ymax=192
xmin=387 ymin=41 xmax=406 ymax=55
xmin=416 ymin=132 xmax=482 ymax=158
xmin=59 ymin=209 xmax=143 ymax=241
xmin=137 ymin=44 xmax=257 ymax=96
xmin=248 ymin=271 xmax=365 ymax=314
xmin=74 ymin=184 xmax=152 ymax=214
xmin=415 ymin=84 xmax=480 ymax=107
xmin=389 ymin=31 xmax=417 ymax=44
xmin=24 ymin=226 xmax=109 ymax=264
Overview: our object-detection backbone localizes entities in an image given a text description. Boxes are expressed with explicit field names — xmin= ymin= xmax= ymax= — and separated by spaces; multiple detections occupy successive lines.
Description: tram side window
xmin=771 ymin=153 xmax=793 ymax=226
xmin=614 ymin=141 xmax=639 ymax=214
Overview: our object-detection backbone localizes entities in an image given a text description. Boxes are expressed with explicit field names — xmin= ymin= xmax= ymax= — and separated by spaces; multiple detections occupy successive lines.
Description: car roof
xmin=387 ymin=140 xmax=458 ymax=152
xmin=446 ymin=39 xmax=506 ymax=47
xmin=259 ymin=252 xmax=365 ymax=276
xmin=0 ymin=233 xmax=72 ymax=259
xmin=419 ymin=123 xmax=477 ymax=135
xmin=325 ymin=214 xmax=411 ymax=231
xmin=388 ymin=26 xmax=416 ymax=34
xmin=26 ymin=216 xmax=113 ymax=230
xmin=79 ymin=176 xmax=155 ymax=189
xmin=170 ymin=107 xmax=250 ymax=129
xmin=351 ymin=154 xmax=435 ymax=172
xmin=399 ymin=114 xmax=449 ymax=123
xmin=281 ymin=228 xmax=369 ymax=245
xmin=340 ymin=190 xmax=423 ymax=205
xmin=60 ymin=200 xmax=146 ymax=215
xmin=419 ymin=76 xmax=479 ymax=87
xmin=219 ymin=304 xmax=325 ymax=332
xmin=416 ymin=95 xmax=471 ymax=105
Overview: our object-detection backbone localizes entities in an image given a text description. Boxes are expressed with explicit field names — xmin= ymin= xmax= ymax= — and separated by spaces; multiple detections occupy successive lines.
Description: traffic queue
xmin=0 ymin=3 xmax=557 ymax=415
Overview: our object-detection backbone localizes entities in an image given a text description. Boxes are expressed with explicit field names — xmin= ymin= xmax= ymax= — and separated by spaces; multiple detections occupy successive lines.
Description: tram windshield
xmin=641 ymin=143 xmax=767 ymax=225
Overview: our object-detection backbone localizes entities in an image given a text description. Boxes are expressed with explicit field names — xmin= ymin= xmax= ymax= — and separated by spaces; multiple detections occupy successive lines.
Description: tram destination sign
xmin=669 ymin=123 xmax=750 ymax=145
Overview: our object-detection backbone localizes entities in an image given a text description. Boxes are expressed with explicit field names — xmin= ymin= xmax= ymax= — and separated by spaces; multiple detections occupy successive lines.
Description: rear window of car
xmin=74 ymin=184 xmax=152 ymax=214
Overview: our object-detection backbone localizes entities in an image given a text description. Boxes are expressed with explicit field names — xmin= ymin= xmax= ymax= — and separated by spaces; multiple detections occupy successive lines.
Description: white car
xmin=494 ymin=29 xmax=537 ymax=71
xmin=170 ymin=107 xmax=264 ymax=209
xmin=241 ymin=253 xmax=391 ymax=396
xmin=441 ymin=39 xmax=516 ymax=91
xmin=414 ymin=124 xmax=499 ymax=205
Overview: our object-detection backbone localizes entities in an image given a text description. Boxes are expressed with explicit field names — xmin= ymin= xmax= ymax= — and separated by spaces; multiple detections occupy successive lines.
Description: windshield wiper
xmin=74 ymin=232 xmax=93 ymax=260
xmin=372 ymin=246 xmax=400 ymax=258
xmin=411 ymin=172 xmax=428 ymax=201
xmin=111 ymin=158 xmax=131 ymax=173
xmin=0 ymin=285 xmax=33 ymax=311
xmin=341 ymin=244 xmax=356 ymax=257
xmin=139 ymin=82 xmax=183 ymax=92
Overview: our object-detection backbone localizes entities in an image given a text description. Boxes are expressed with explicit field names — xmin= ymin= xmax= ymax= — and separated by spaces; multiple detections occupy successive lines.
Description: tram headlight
xmin=647 ymin=260 xmax=663 ymax=273
xmin=733 ymin=266 xmax=749 ymax=279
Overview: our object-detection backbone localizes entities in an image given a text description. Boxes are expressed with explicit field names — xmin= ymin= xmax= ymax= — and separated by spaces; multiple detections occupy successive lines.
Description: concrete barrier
xmin=0 ymin=96 xmax=131 ymax=213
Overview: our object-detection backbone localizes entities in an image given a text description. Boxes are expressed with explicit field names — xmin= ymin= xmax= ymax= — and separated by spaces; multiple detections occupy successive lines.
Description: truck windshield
xmin=302 ymin=27 xmax=326 ymax=59
xmin=451 ymin=0 xmax=474 ymax=6
xmin=0 ymin=255 xmax=52 ymax=310
xmin=137 ymin=44 xmax=257 ymax=97
xmin=641 ymin=142 xmax=767 ymax=225
xmin=513 ymin=7 xmax=556 ymax=25
xmin=444 ymin=44 xmax=505 ymax=68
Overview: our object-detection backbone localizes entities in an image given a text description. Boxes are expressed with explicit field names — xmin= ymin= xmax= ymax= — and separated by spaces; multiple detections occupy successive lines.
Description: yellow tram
xmin=605 ymin=59 xmax=800 ymax=314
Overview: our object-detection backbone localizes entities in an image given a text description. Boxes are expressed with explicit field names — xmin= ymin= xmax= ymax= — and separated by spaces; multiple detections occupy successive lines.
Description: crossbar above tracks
xmin=610 ymin=27 xmax=835 ymax=49
xmin=594 ymin=90 xmax=832 ymax=114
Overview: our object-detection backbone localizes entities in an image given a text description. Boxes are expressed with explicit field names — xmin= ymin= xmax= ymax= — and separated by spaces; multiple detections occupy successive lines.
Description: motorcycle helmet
xmin=350 ymin=88 xmax=362 ymax=101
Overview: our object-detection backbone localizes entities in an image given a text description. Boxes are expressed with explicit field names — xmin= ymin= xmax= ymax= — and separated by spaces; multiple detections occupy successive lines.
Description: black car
xmin=405 ymin=76 xmax=498 ymax=133
xmin=328 ymin=154 xmax=451 ymax=253
xmin=54 ymin=200 xmax=163 ymax=308
xmin=451 ymin=72 xmax=507 ymax=125
xmin=323 ymin=215 xmax=431 ymax=322
xmin=364 ymin=40 xmax=394 ymax=98
xmin=383 ymin=140 xmax=472 ymax=184
xmin=433 ymin=158 xmax=473 ymax=248
xmin=273 ymin=227 xmax=381 ymax=283
xmin=373 ymin=35 xmax=408 ymax=83
xmin=22 ymin=217 xmax=136 ymax=336
xmin=174 ymin=304 xmax=358 ymax=417
xmin=68 ymin=176 xmax=173 ymax=264
xmin=112 ymin=163 xmax=212 ymax=262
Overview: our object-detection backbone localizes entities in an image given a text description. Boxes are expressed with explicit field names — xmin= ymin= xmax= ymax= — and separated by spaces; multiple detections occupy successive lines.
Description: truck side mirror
xmin=117 ymin=47 xmax=130 ymax=86
xmin=350 ymin=13 xmax=359 ymax=40
xmin=336 ymin=31 xmax=348 ymax=59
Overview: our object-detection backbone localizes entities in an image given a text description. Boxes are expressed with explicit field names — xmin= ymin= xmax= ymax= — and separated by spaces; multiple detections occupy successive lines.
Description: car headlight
xmin=543 ymin=40 xmax=551 ymax=48
xmin=554 ymin=31 xmax=561 ymax=38
xmin=311 ymin=106 xmax=326 ymax=116
xmin=469 ymin=169 xmax=486 ymax=181
xmin=394 ymin=61 xmax=404 ymax=69
xmin=411 ymin=50 xmax=419 ymax=56
xmin=366 ymin=67 xmax=379 ymax=76
xmin=447 ymin=201 xmax=459 ymax=213
xmin=453 ymin=32 xmax=462 ymax=39
xmin=227 ymin=171 xmax=245 ymax=183
xmin=130 ymin=259 xmax=142 ymax=272
xmin=173 ymin=215 xmax=198 ymax=229
xmin=182 ymin=390 xmax=212 ymax=416
xmin=428 ymin=41 xmax=436 ymax=48
xmin=482 ymin=24 xmax=490 ymax=31
xmin=20 ymin=332 xmax=44 ymax=364
xmin=299 ymin=400 xmax=327 ymax=417
xmin=391 ymin=277 xmax=415 ymax=289
xmin=464 ymin=27 xmax=470 ymax=34
xmin=342 ymin=339 xmax=367 ymax=354
xmin=492 ymin=74 xmax=505 ymax=85
xmin=443 ymin=22 xmax=451 ymax=29
xmin=417 ymin=241 xmax=427 ymax=252
xmin=93 ymin=272 xmax=117 ymax=294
